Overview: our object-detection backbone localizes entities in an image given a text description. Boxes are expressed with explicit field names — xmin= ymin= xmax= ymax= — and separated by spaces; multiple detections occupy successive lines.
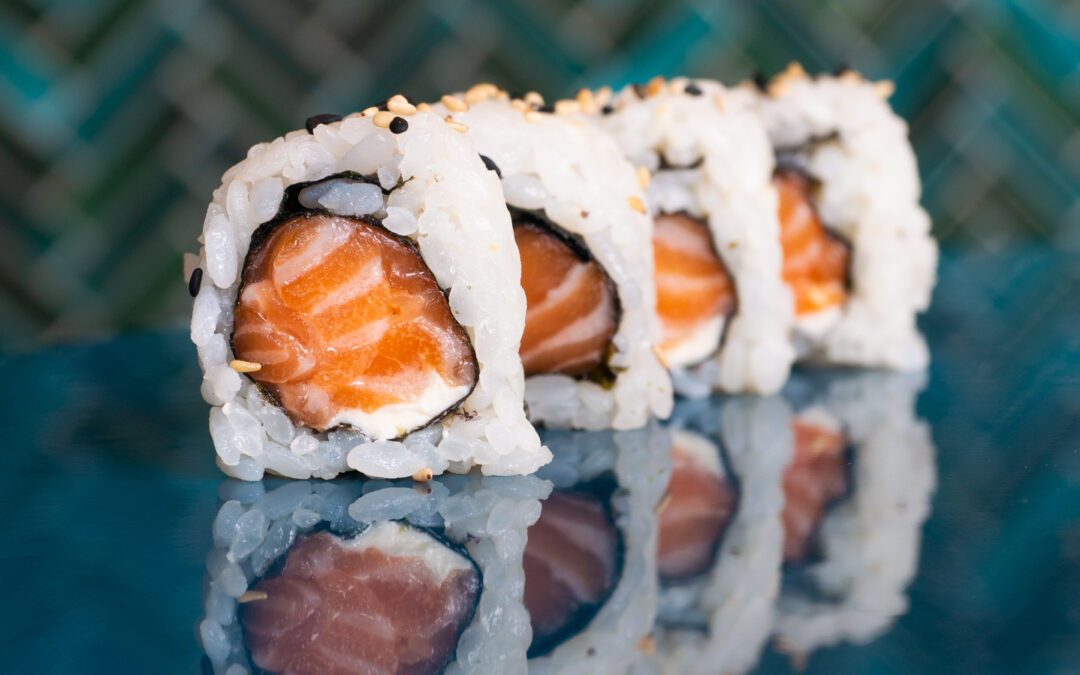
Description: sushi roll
xmin=189 ymin=101 xmax=549 ymax=480
xmin=756 ymin=64 xmax=938 ymax=369
xmin=198 ymin=473 xmax=551 ymax=674
xmin=524 ymin=423 xmax=670 ymax=673
xmin=428 ymin=84 xmax=673 ymax=431
xmin=595 ymin=77 xmax=796 ymax=396
xmin=772 ymin=372 xmax=936 ymax=659
xmin=638 ymin=395 xmax=791 ymax=675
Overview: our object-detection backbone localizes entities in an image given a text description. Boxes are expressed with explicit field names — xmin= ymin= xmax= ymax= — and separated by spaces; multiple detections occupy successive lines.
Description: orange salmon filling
xmin=522 ymin=490 xmax=620 ymax=651
xmin=657 ymin=442 xmax=737 ymax=581
xmin=232 ymin=214 xmax=477 ymax=434
xmin=774 ymin=168 xmax=850 ymax=315
xmin=515 ymin=222 xmax=618 ymax=377
xmin=652 ymin=213 xmax=736 ymax=367
xmin=780 ymin=422 xmax=850 ymax=564
xmin=242 ymin=531 xmax=479 ymax=675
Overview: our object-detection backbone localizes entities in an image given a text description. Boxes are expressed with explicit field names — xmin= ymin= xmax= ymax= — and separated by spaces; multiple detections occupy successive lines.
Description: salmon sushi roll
xmin=757 ymin=64 xmax=938 ymax=369
xmin=199 ymin=472 xmax=552 ymax=675
xmin=189 ymin=100 xmax=549 ymax=480
xmin=429 ymin=85 xmax=673 ymax=431
xmin=525 ymin=423 xmax=669 ymax=673
xmin=596 ymin=77 xmax=796 ymax=396
xmin=773 ymin=372 xmax=936 ymax=657
xmin=642 ymin=396 xmax=790 ymax=675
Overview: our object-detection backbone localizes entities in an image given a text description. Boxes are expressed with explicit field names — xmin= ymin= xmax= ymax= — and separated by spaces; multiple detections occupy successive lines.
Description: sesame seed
xmin=230 ymin=360 xmax=262 ymax=373
xmin=412 ymin=467 xmax=433 ymax=482
xmin=361 ymin=106 xmax=378 ymax=117
xmin=646 ymin=76 xmax=665 ymax=96
xmin=386 ymin=94 xmax=416 ymax=115
xmin=713 ymin=93 xmax=726 ymax=111
xmin=237 ymin=590 xmax=268 ymax=603
xmin=441 ymin=94 xmax=468 ymax=112
xmin=464 ymin=83 xmax=497 ymax=104
xmin=416 ymin=102 xmax=434 ymax=113
xmin=510 ymin=98 xmax=529 ymax=112
xmin=479 ymin=154 xmax=501 ymax=177
xmin=389 ymin=116 xmax=408 ymax=133
xmin=636 ymin=166 xmax=650 ymax=190
xmin=554 ymin=99 xmax=579 ymax=115
xmin=537 ymin=103 xmax=554 ymax=113
xmin=304 ymin=113 xmax=341 ymax=133
xmin=524 ymin=110 xmax=543 ymax=123
xmin=187 ymin=267 xmax=202 ymax=297
xmin=523 ymin=91 xmax=544 ymax=106
xmin=444 ymin=116 xmax=468 ymax=133
xmin=874 ymin=80 xmax=895 ymax=99
xmin=627 ymin=195 xmax=646 ymax=214
xmin=684 ymin=82 xmax=702 ymax=96
xmin=575 ymin=88 xmax=593 ymax=107
xmin=372 ymin=110 xmax=395 ymax=128
xmin=594 ymin=86 xmax=613 ymax=106
xmin=601 ymin=104 xmax=615 ymax=115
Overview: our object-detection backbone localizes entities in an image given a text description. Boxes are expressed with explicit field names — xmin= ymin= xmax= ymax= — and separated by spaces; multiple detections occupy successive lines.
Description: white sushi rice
xmin=772 ymin=371 xmax=936 ymax=656
xmin=756 ymin=65 xmax=938 ymax=369
xmin=529 ymin=423 xmax=670 ymax=674
xmin=637 ymin=395 xmax=792 ymax=675
xmin=191 ymin=110 xmax=550 ymax=480
xmin=431 ymin=88 xmax=673 ymax=430
xmin=198 ymin=474 xmax=551 ymax=675
xmin=597 ymin=78 xmax=796 ymax=396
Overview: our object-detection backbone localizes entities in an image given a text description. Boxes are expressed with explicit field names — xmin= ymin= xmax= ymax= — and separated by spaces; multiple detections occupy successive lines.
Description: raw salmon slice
xmin=780 ymin=420 xmax=850 ymax=564
xmin=652 ymin=213 xmax=736 ymax=368
xmin=241 ymin=524 xmax=480 ymax=675
xmin=514 ymin=220 xmax=619 ymax=378
xmin=657 ymin=430 xmax=737 ymax=582
xmin=774 ymin=168 xmax=850 ymax=316
xmin=523 ymin=489 xmax=621 ymax=655
xmin=232 ymin=214 xmax=477 ymax=439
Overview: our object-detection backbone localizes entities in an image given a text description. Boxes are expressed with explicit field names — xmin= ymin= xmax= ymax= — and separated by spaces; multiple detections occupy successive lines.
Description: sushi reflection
xmin=197 ymin=372 xmax=934 ymax=674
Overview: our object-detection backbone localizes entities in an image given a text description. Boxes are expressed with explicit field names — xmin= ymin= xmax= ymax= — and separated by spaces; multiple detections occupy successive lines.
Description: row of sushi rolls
xmin=190 ymin=64 xmax=938 ymax=674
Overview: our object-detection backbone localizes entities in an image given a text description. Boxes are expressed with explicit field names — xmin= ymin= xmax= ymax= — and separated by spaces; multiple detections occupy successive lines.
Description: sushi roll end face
xmin=232 ymin=205 xmax=478 ymax=441
xmin=241 ymin=522 xmax=480 ymax=675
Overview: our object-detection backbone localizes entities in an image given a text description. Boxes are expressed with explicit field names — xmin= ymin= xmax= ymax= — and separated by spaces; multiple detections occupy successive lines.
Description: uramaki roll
xmin=189 ymin=103 xmax=549 ymax=481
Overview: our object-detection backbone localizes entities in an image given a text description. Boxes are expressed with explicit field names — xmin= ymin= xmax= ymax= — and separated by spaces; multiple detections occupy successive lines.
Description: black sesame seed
xmin=752 ymin=70 xmax=767 ymax=91
xmin=479 ymin=154 xmax=501 ymax=177
xmin=188 ymin=267 xmax=202 ymax=297
xmin=684 ymin=82 xmax=703 ymax=96
xmin=305 ymin=113 xmax=342 ymax=133
xmin=537 ymin=103 xmax=554 ymax=113
xmin=389 ymin=116 xmax=409 ymax=134
xmin=601 ymin=104 xmax=615 ymax=115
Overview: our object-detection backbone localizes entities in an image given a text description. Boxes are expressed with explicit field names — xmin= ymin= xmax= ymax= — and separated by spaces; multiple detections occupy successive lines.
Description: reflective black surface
xmin=3 ymin=246 xmax=1079 ymax=673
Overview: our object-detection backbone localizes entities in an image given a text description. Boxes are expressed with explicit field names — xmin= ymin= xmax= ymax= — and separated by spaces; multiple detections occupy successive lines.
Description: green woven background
xmin=1 ymin=0 xmax=1078 ymax=351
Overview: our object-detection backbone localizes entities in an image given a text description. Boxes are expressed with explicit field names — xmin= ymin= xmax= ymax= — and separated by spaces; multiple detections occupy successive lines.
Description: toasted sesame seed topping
xmin=627 ymin=195 xmax=646 ymax=214
xmin=230 ymin=360 xmax=263 ymax=373
xmin=636 ymin=166 xmax=650 ymax=190
xmin=838 ymin=69 xmax=862 ymax=84
xmin=444 ymin=116 xmax=468 ymax=133
xmin=441 ymin=94 xmax=468 ymax=112
xmin=510 ymin=98 xmax=529 ymax=112
xmin=575 ymin=88 xmax=593 ymax=106
xmin=554 ymin=99 xmax=580 ymax=115
xmin=412 ymin=467 xmax=433 ymax=482
xmin=361 ymin=106 xmax=378 ymax=117
xmin=372 ymin=110 xmax=395 ymax=128
xmin=713 ymin=93 xmax=726 ymax=111
xmin=594 ymin=86 xmax=613 ymax=106
xmin=187 ymin=267 xmax=202 ymax=297
xmin=646 ymin=76 xmax=665 ymax=96
xmin=464 ymin=82 xmax=498 ymax=104
xmin=874 ymin=80 xmax=895 ymax=99
xmin=416 ymin=102 xmax=434 ymax=113
xmin=305 ymin=113 xmax=342 ymax=133
xmin=523 ymin=91 xmax=544 ymax=106
xmin=238 ymin=590 xmax=268 ymax=603
xmin=524 ymin=110 xmax=543 ymax=123
xmin=389 ymin=116 xmax=409 ymax=133
xmin=386 ymin=94 xmax=416 ymax=115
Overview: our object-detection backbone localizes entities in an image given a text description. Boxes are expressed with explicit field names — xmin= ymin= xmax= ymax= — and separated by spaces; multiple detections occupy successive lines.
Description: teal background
xmin=1 ymin=0 xmax=1079 ymax=350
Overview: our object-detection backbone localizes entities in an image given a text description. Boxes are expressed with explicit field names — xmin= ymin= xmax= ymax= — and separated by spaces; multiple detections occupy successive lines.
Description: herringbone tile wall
xmin=1 ymin=0 xmax=1077 ymax=351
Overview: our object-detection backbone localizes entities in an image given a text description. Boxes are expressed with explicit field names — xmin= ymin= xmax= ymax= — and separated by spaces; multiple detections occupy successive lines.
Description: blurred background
xmin=0 ymin=0 xmax=1078 ymax=353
